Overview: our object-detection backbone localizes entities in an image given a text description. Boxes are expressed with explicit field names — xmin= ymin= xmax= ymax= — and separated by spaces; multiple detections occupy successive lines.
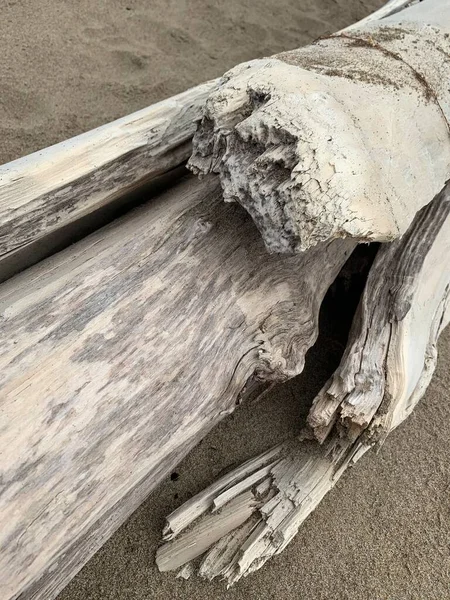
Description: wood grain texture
xmin=0 ymin=175 xmax=354 ymax=600
xmin=157 ymin=182 xmax=450 ymax=585
xmin=309 ymin=183 xmax=450 ymax=444
xmin=0 ymin=81 xmax=218 ymax=281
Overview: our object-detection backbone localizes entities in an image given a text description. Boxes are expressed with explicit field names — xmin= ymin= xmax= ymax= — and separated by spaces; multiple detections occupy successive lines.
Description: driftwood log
xmin=0 ymin=0 xmax=449 ymax=597
xmin=189 ymin=0 xmax=450 ymax=252
xmin=0 ymin=80 xmax=217 ymax=282
xmin=0 ymin=175 xmax=353 ymax=599
xmin=157 ymin=183 xmax=450 ymax=582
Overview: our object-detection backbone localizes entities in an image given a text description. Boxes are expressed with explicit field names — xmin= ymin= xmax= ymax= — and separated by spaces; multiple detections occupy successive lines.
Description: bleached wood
xmin=342 ymin=0 xmax=419 ymax=31
xmin=1 ymin=0 xmax=446 ymax=595
xmin=157 ymin=184 xmax=450 ymax=584
xmin=163 ymin=444 xmax=284 ymax=541
xmin=0 ymin=175 xmax=353 ymax=600
xmin=156 ymin=491 xmax=261 ymax=572
xmin=189 ymin=0 xmax=450 ymax=253
xmin=308 ymin=183 xmax=450 ymax=444
xmin=0 ymin=0 xmax=421 ymax=281
xmin=156 ymin=0 xmax=450 ymax=582
xmin=0 ymin=0 xmax=423 ymax=281
xmin=0 ymin=80 xmax=218 ymax=280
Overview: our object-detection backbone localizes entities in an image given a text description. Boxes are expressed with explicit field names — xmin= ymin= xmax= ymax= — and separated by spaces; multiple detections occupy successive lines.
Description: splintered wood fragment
xmin=212 ymin=463 xmax=277 ymax=511
xmin=163 ymin=444 xmax=285 ymax=541
xmin=189 ymin=0 xmax=450 ymax=253
xmin=0 ymin=80 xmax=218 ymax=281
xmin=177 ymin=563 xmax=195 ymax=580
xmin=157 ymin=491 xmax=261 ymax=572
xmin=309 ymin=183 xmax=450 ymax=444
xmin=156 ymin=183 xmax=450 ymax=584
xmin=157 ymin=437 xmax=354 ymax=584
xmin=0 ymin=175 xmax=354 ymax=600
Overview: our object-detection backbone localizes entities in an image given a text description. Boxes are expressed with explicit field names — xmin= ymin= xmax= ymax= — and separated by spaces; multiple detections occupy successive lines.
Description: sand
xmin=1 ymin=0 xmax=449 ymax=598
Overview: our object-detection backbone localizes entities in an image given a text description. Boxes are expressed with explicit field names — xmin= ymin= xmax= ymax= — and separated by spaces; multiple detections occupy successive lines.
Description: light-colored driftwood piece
xmin=0 ymin=175 xmax=354 ymax=600
xmin=1 ymin=0 xmax=448 ymax=597
xmin=156 ymin=183 xmax=450 ymax=583
xmin=0 ymin=80 xmax=217 ymax=281
xmin=155 ymin=0 xmax=450 ymax=583
xmin=347 ymin=0 xmax=419 ymax=29
xmin=189 ymin=0 xmax=450 ymax=252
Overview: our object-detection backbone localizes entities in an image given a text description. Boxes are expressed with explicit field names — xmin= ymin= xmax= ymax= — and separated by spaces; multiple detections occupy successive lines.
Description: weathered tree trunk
xmin=1 ymin=0 xmax=448 ymax=596
xmin=0 ymin=80 xmax=217 ymax=282
xmin=0 ymin=175 xmax=353 ymax=600
xmin=156 ymin=183 xmax=450 ymax=583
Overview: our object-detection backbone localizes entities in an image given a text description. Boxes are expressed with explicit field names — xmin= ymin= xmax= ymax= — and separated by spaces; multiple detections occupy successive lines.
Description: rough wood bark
xmin=0 ymin=80 xmax=218 ymax=282
xmin=189 ymin=0 xmax=450 ymax=253
xmin=156 ymin=183 xmax=450 ymax=583
xmin=0 ymin=175 xmax=354 ymax=600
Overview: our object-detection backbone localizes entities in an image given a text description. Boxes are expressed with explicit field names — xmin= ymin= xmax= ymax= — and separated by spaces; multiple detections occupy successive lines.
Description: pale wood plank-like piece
xmin=0 ymin=175 xmax=353 ymax=600
xmin=157 ymin=184 xmax=450 ymax=583
xmin=308 ymin=184 xmax=450 ymax=444
xmin=0 ymin=80 xmax=218 ymax=281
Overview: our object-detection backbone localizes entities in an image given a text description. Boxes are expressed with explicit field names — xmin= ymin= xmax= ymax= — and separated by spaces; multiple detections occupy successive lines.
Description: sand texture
xmin=1 ymin=0 xmax=449 ymax=599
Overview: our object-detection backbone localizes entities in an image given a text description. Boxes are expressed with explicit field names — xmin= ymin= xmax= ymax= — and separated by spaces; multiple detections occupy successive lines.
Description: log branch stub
xmin=189 ymin=0 xmax=450 ymax=253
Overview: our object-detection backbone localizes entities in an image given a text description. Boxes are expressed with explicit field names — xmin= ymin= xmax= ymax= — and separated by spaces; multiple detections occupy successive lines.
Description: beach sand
xmin=1 ymin=0 xmax=449 ymax=598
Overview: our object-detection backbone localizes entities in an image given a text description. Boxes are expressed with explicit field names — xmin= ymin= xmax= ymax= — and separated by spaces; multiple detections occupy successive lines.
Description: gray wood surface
xmin=309 ymin=183 xmax=450 ymax=443
xmin=0 ymin=175 xmax=354 ymax=599
xmin=0 ymin=81 xmax=217 ymax=282
xmin=155 ymin=183 xmax=450 ymax=585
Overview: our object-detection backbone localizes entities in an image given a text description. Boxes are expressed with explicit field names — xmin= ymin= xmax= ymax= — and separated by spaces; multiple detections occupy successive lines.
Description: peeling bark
xmin=189 ymin=0 xmax=450 ymax=253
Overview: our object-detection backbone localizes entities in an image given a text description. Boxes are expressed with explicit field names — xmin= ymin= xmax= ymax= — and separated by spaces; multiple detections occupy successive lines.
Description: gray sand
xmin=1 ymin=0 xmax=449 ymax=598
